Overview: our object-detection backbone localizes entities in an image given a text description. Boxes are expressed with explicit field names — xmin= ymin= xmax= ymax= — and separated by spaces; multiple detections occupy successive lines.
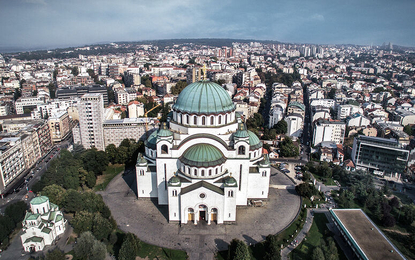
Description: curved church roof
xmin=172 ymin=81 xmax=235 ymax=115
xmin=248 ymin=131 xmax=262 ymax=150
xmin=288 ymin=101 xmax=305 ymax=111
xmin=180 ymin=143 xmax=226 ymax=167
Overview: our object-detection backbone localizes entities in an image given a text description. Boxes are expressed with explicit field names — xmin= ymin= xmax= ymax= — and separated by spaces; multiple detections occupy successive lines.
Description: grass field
xmin=94 ymin=164 xmax=125 ymax=191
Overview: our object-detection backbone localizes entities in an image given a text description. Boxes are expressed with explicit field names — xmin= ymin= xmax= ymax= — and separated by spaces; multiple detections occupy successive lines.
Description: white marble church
xmin=136 ymin=79 xmax=271 ymax=225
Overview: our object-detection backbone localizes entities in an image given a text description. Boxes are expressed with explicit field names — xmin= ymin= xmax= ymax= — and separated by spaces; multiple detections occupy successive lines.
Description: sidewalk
xmin=281 ymin=209 xmax=314 ymax=260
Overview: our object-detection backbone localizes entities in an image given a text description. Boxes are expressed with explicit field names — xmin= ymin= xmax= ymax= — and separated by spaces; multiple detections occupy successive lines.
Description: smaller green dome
xmin=224 ymin=176 xmax=237 ymax=187
xmin=31 ymin=196 xmax=49 ymax=205
xmin=145 ymin=130 xmax=158 ymax=149
xmin=158 ymin=122 xmax=173 ymax=137
xmin=248 ymin=131 xmax=262 ymax=150
xmin=234 ymin=123 xmax=249 ymax=138
xmin=180 ymin=144 xmax=226 ymax=167
xmin=168 ymin=175 xmax=181 ymax=186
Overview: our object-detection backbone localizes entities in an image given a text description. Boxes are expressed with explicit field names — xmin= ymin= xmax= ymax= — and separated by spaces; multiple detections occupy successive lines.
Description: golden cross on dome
xmin=202 ymin=64 xmax=207 ymax=80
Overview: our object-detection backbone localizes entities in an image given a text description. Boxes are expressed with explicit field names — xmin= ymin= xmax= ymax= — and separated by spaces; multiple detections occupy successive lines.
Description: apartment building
xmin=313 ymin=119 xmax=346 ymax=146
xmin=77 ymin=94 xmax=105 ymax=150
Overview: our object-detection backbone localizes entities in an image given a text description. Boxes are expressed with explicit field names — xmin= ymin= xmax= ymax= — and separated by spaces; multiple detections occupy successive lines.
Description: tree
xmin=171 ymin=81 xmax=188 ymax=95
xmin=71 ymin=66 xmax=79 ymax=76
xmin=81 ymin=148 xmax=109 ymax=176
xmin=48 ymin=82 xmax=56 ymax=99
xmin=119 ymin=233 xmax=141 ymax=260
xmin=45 ymin=248 xmax=65 ymax=260
xmin=327 ymin=88 xmax=336 ymax=99
xmin=404 ymin=124 xmax=413 ymax=136
xmin=295 ymin=183 xmax=317 ymax=198
xmin=5 ymin=201 xmax=27 ymax=225
xmin=105 ymin=144 xmax=118 ymax=164
xmin=279 ymin=137 xmax=299 ymax=157
xmin=311 ymin=247 xmax=325 ymax=260
xmin=74 ymin=231 xmax=106 ymax=260
xmin=92 ymin=213 xmax=113 ymax=241
xmin=273 ymin=120 xmax=287 ymax=134
xmin=41 ymin=184 xmax=66 ymax=207
xmin=264 ymin=235 xmax=281 ymax=260
xmin=72 ymin=211 xmax=94 ymax=234
xmin=63 ymin=189 xmax=83 ymax=213
xmin=382 ymin=213 xmax=396 ymax=227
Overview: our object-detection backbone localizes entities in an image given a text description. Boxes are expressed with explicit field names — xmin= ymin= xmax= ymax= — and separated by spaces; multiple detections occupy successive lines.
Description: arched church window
xmin=202 ymin=116 xmax=206 ymax=125
xmin=225 ymin=114 xmax=228 ymax=124
xmin=194 ymin=116 xmax=197 ymax=125
xmin=194 ymin=169 xmax=197 ymax=176
xmin=201 ymin=170 xmax=205 ymax=176
xmin=215 ymin=168 xmax=218 ymax=175
xmin=262 ymin=171 xmax=267 ymax=177
xmin=218 ymin=115 xmax=222 ymax=124
xmin=238 ymin=146 xmax=246 ymax=155
xmin=210 ymin=116 xmax=214 ymax=125
xmin=228 ymin=190 xmax=234 ymax=197
xmin=209 ymin=169 xmax=212 ymax=176
xmin=161 ymin=145 xmax=168 ymax=154
xmin=186 ymin=115 xmax=189 ymax=124
xmin=172 ymin=190 xmax=178 ymax=197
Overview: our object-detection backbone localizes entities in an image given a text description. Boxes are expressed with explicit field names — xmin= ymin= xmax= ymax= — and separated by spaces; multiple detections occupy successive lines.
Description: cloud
xmin=311 ymin=14 xmax=325 ymax=21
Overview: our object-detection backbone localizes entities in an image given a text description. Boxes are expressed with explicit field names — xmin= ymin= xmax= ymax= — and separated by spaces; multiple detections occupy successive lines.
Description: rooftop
xmin=330 ymin=209 xmax=405 ymax=260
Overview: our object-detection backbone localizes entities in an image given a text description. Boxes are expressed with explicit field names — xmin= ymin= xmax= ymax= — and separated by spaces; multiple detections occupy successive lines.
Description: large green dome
xmin=180 ymin=143 xmax=226 ymax=167
xmin=172 ymin=81 xmax=235 ymax=115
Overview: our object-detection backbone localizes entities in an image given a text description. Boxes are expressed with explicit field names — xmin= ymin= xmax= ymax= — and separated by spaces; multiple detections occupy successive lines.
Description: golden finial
xmin=202 ymin=64 xmax=207 ymax=80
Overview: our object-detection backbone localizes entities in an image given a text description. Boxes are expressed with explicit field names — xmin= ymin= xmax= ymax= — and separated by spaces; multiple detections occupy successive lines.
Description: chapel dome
xmin=172 ymin=81 xmax=235 ymax=115
xmin=248 ymin=131 xmax=262 ymax=150
xmin=180 ymin=143 xmax=226 ymax=167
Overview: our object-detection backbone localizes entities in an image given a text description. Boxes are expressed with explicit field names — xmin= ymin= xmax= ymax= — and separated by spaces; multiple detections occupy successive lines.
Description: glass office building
xmin=351 ymin=135 xmax=409 ymax=174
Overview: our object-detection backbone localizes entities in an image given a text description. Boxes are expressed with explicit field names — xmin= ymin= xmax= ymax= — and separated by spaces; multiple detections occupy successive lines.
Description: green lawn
xmin=139 ymin=241 xmax=188 ymax=260
xmin=313 ymin=174 xmax=336 ymax=186
xmin=94 ymin=164 xmax=125 ymax=191
xmin=290 ymin=213 xmax=347 ymax=260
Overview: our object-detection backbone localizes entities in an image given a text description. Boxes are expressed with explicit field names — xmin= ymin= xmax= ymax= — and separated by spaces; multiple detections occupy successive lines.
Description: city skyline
xmin=1 ymin=0 xmax=415 ymax=52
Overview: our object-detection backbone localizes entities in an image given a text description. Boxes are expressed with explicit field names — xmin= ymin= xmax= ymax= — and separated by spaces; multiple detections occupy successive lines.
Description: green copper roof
xmin=24 ymin=237 xmax=44 ymax=243
xmin=180 ymin=144 xmax=226 ymax=167
xmin=248 ymin=131 xmax=262 ymax=150
xmin=288 ymin=101 xmax=305 ymax=111
xmin=234 ymin=123 xmax=249 ymax=138
xmin=168 ymin=175 xmax=181 ymax=186
xmin=172 ymin=81 xmax=235 ymax=115
xmin=145 ymin=130 xmax=158 ymax=149
xmin=224 ymin=176 xmax=237 ymax=187
xmin=158 ymin=122 xmax=173 ymax=137
xmin=31 ymin=196 xmax=49 ymax=205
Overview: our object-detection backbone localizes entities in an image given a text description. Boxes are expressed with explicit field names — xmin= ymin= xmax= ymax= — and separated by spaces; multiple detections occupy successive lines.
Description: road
xmin=0 ymin=142 xmax=67 ymax=213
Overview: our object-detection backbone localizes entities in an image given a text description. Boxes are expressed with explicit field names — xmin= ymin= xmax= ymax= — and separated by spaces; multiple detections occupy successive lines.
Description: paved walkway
xmin=281 ymin=209 xmax=314 ymax=260
xmin=99 ymin=171 xmax=301 ymax=260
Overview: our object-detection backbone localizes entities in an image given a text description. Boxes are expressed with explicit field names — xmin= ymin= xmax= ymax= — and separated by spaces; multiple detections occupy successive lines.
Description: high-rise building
xmin=77 ymin=94 xmax=105 ymax=150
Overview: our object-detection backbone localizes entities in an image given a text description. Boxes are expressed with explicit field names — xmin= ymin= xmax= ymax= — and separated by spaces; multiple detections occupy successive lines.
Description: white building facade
xmin=136 ymin=81 xmax=271 ymax=225
xmin=21 ymin=196 xmax=67 ymax=252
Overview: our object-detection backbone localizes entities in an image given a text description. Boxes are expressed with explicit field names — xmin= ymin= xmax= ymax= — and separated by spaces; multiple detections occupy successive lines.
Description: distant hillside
xmin=2 ymin=38 xmax=284 ymax=60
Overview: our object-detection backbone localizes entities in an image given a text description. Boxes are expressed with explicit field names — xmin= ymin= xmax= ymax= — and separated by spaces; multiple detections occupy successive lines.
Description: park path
xmin=281 ymin=209 xmax=314 ymax=260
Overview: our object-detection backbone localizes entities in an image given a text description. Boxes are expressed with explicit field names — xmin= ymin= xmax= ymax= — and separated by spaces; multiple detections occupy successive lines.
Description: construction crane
xmin=144 ymin=104 xmax=161 ymax=138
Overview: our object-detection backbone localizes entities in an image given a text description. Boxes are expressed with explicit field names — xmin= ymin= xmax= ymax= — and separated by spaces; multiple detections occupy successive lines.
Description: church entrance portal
xmin=199 ymin=204 xmax=207 ymax=222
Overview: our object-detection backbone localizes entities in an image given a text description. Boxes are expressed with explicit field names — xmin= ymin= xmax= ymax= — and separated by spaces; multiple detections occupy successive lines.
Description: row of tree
xmin=0 ymin=201 xmax=27 ymax=249
xmin=32 ymin=148 xmax=109 ymax=192
xmin=226 ymin=235 xmax=281 ymax=260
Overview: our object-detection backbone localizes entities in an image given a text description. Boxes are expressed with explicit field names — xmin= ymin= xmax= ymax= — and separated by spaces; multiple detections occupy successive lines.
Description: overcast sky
xmin=1 ymin=0 xmax=414 ymax=51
